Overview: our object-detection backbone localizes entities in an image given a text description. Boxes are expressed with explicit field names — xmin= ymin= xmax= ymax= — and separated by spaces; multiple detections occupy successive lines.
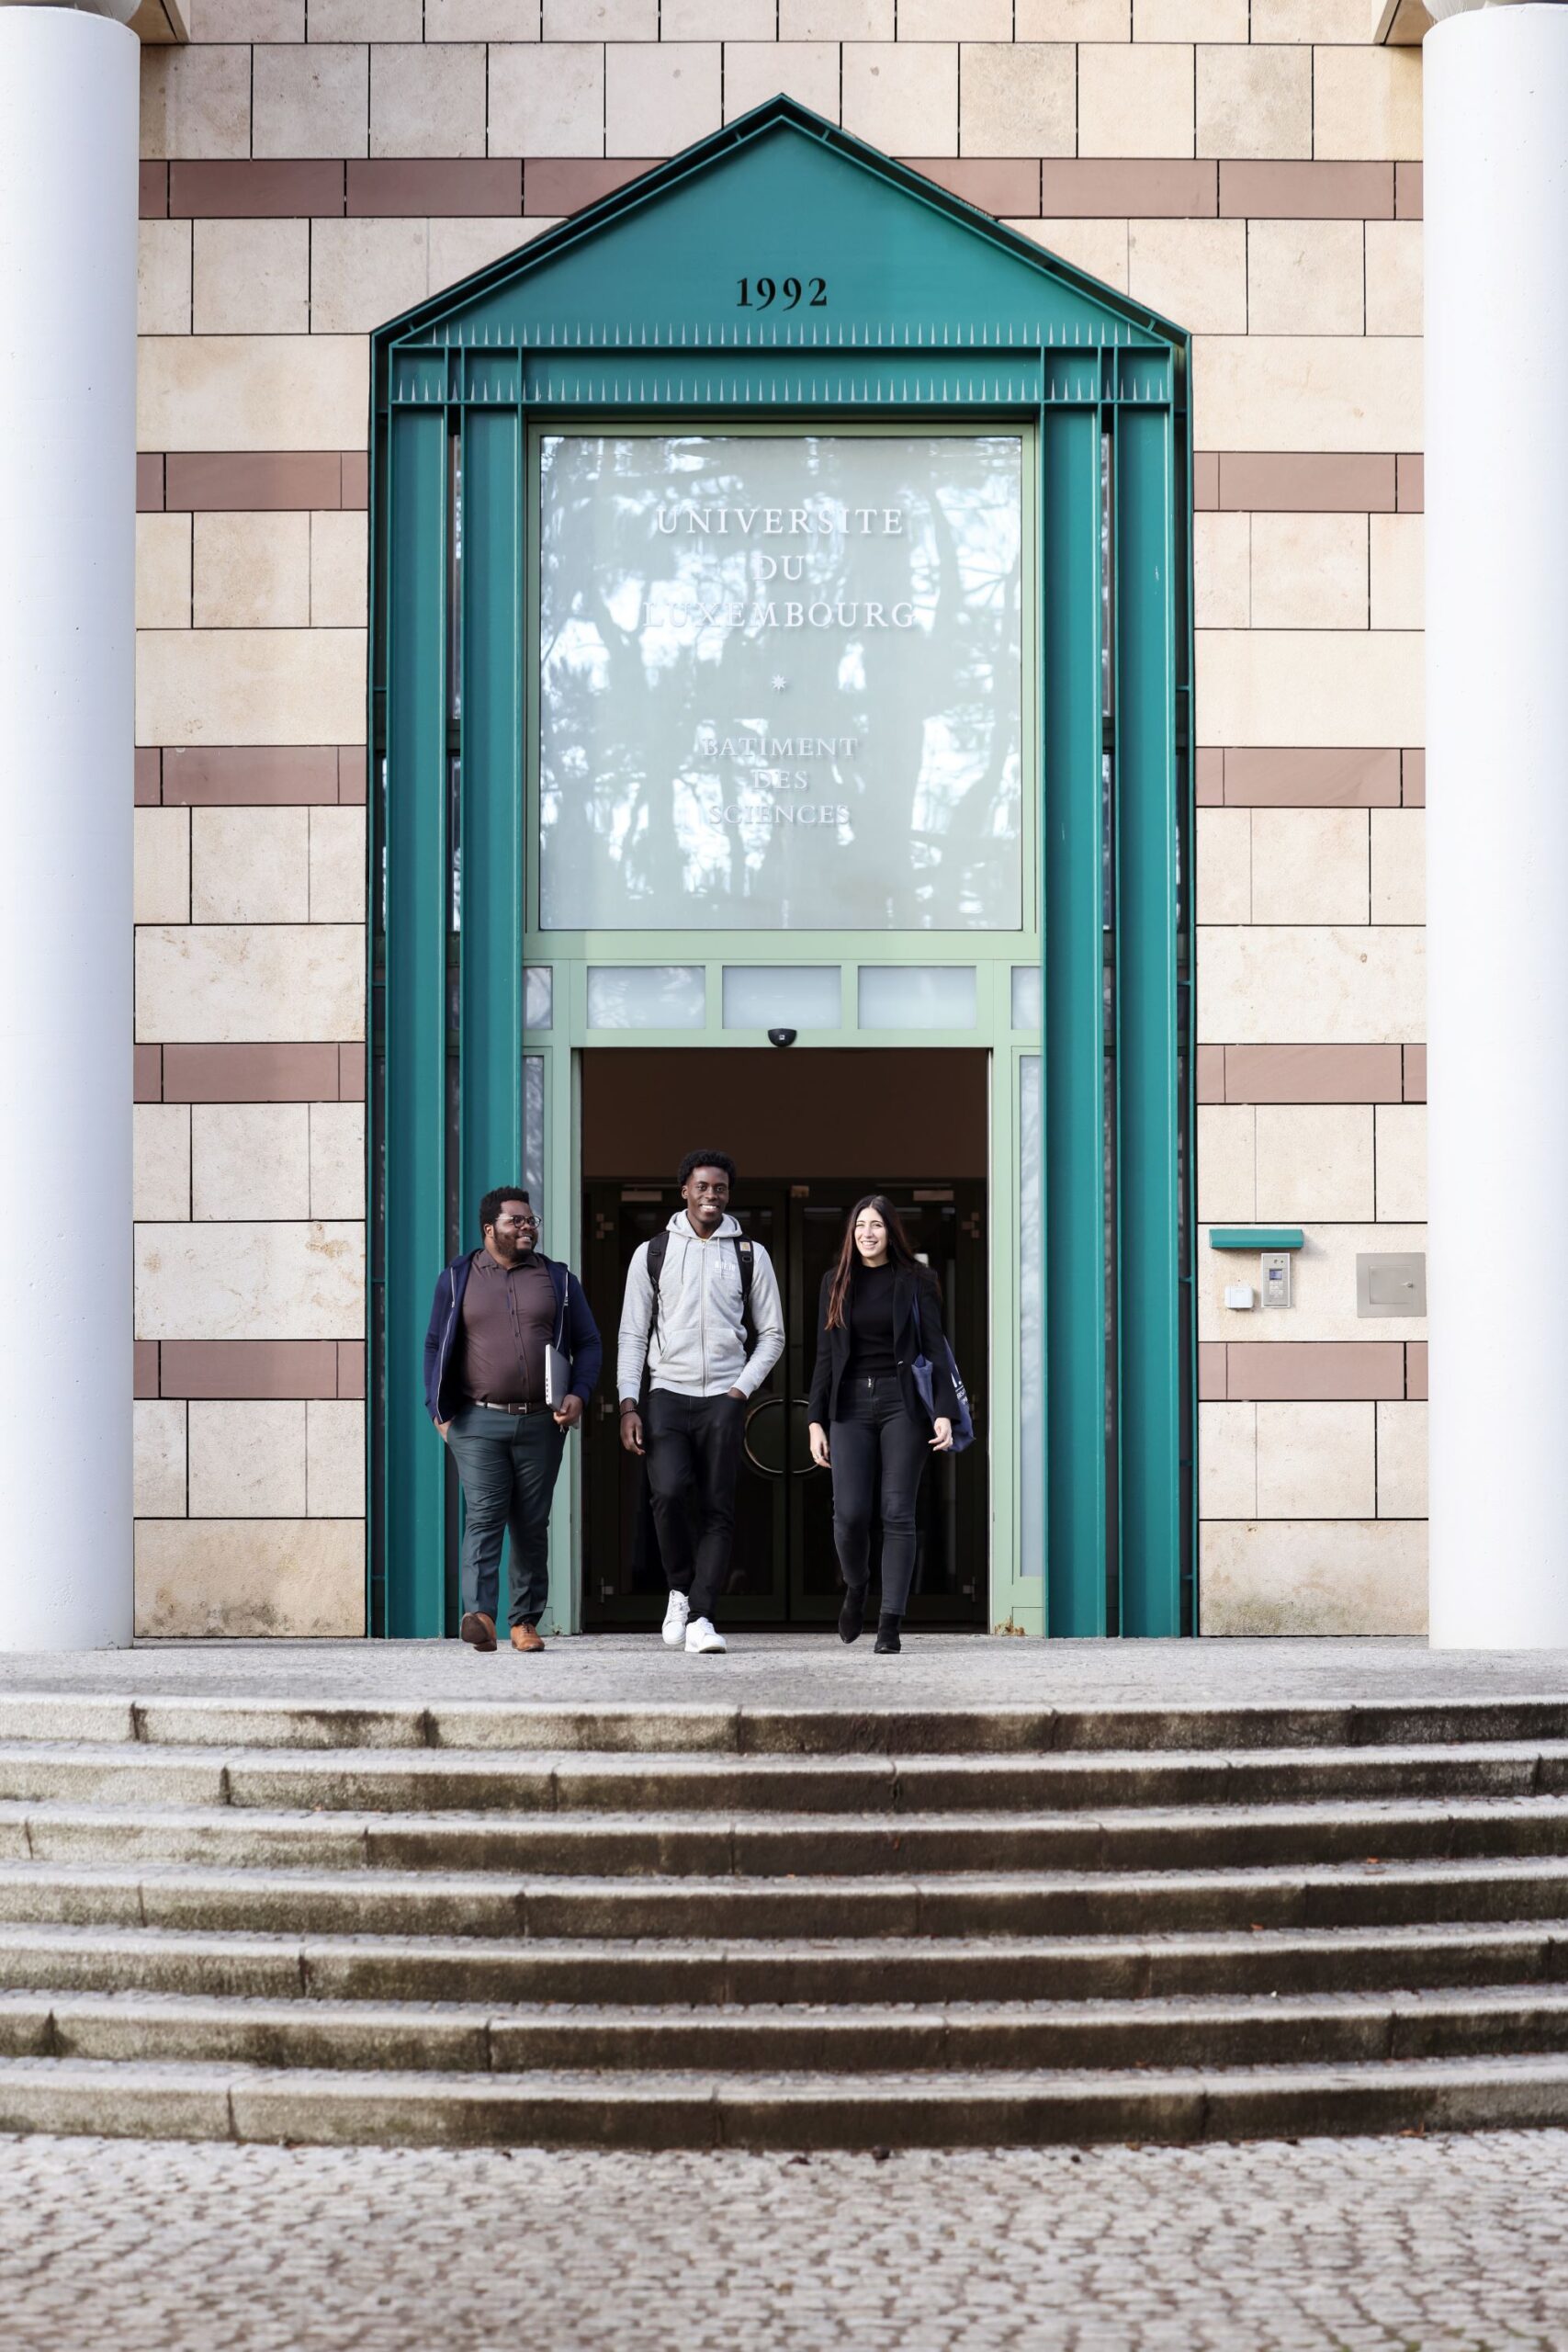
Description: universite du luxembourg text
xmin=644 ymin=502 xmax=918 ymax=638
xmin=653 ymin=499 xmax=912 ymax=538
xmin=637 ymin=594 xmax=918 ymax=632
xmin=653 ymin=502 xmax=916 ymax=832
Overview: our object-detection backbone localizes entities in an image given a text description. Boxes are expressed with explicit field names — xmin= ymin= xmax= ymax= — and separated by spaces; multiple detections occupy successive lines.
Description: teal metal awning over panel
xmin=368 ymin=95 xmax=1194 ymax=1642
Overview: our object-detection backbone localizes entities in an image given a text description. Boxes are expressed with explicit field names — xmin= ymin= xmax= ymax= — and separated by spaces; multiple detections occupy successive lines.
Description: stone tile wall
xmin=134 ymin=4 xmax=1427 ymax=1637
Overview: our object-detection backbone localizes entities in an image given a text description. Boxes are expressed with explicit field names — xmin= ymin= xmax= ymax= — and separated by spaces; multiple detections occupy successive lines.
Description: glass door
xmin=581 ymin=1176 xmax=986 ymax=1628
xmin=581 ymin=1182 xmax=789 ymax=1626
xmin=786 ymin=1182 xmax=987 ymax=1626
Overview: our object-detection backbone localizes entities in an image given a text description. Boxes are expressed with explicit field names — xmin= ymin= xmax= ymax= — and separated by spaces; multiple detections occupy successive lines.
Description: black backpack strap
xmin=730 ymin=1236 xmax=754 ymax=1324
xmin=637 ymin=1229 xmax=670 ymax=1402
xmin=645 ymin=1229 xmax=669 ymax=1349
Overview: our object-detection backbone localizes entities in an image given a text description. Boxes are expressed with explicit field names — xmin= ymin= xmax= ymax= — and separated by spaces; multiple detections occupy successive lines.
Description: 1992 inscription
xmin=737 ymin=277 xmax=827 ymax=309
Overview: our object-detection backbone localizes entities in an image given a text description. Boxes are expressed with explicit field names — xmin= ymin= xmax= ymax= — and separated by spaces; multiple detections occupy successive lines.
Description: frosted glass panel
xmin=858 ymin=965 xmax=976 ymax=1030
xmin=538 ymin=433 xmax=1023 ymax=932
xmin=722 ymin=966 xmax=841 ymax=1031
xmin=1011 ymin=964 xmax=1042 ymax=1033
xmin=523 ymin=1055 xmax=546 ymax=1230
xmin=587 ymin=965 xmax=705 ymax=1030
xmin=1020 ymin=1055 xmax=1043 ymax=1578
xmin=524 ymin=966 xmax=553 ymax=1030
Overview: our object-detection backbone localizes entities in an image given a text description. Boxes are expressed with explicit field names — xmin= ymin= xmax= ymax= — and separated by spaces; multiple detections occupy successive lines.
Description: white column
xmin=1427 ymin=3 xmax=1568 ymax=1646
xmin=0 ymin=3 xmax=139 ymax=1647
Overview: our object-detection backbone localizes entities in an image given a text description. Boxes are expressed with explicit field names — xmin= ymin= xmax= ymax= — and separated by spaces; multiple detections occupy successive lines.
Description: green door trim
xmin=367 ymin=94 xmax=1194 ymax=1639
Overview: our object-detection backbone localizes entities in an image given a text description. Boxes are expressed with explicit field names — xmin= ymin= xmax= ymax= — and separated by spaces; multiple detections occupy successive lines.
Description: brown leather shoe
xmin=459 ymin=1611 xmax=496 ymax=1652
xmin=510 ymin=1623 xmax=545 ymax=1653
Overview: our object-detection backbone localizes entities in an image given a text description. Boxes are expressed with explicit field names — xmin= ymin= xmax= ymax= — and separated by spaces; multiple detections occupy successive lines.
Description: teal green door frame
xmin=367 ymin=96 xmax=1194 ymax=1640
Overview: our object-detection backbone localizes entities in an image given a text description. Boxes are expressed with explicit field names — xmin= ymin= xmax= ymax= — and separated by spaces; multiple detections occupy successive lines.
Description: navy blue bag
xmin=908 ymin=1284 xmax=975 ymax=1453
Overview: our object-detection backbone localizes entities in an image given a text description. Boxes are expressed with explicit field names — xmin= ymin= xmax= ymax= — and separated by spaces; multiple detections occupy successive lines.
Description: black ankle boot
xmin=838 ymin=1584 xmax=867 ymax=1644
xmin=874 ymin=1613 xmax=902 ymax=1654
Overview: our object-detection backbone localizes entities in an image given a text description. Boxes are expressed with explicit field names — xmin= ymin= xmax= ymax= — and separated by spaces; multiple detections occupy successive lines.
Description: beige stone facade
xmin=133 ymin=1 xmax=1427 ymax=1637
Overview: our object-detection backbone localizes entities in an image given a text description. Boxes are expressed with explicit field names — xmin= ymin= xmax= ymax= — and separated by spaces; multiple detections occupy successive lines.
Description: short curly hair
xmin=478 ymin=1185 xmax=530 ymax=1237
xmin=677 ymin=1148 xmax=737 ymax=1191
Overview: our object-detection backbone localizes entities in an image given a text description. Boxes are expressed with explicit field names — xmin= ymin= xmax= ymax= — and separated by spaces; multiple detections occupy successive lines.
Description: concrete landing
xmin=1 ymin=1634 xmax=1566 ymax=1709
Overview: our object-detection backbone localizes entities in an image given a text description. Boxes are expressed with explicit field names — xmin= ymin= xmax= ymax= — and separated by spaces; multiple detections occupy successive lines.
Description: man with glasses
xmin=423 ymin=1187 xmax=602 ymax=1653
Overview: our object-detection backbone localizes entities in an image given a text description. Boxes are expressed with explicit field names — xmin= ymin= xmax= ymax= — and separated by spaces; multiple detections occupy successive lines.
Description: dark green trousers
xmin=444 ymin=1407 xmax=565 ymax=1629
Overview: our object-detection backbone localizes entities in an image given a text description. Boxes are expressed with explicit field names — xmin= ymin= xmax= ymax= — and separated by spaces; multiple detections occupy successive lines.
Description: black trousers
xmin=444 ymin=1406 xmax=566 ymax=1629
xmin=829 ymin=1371 xmax=929 ymax=1619
xmin=644 ymin=1387 xmax=745 ymax=1622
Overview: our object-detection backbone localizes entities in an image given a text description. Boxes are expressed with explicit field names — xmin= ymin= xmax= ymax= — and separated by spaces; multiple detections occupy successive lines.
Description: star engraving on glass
xmin=770 ymin=673 xmax=787 ymax=691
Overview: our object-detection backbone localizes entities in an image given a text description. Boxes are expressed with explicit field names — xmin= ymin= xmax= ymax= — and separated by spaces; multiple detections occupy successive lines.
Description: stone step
xmin=2 ymin=1917 xmax=1564 ymax=2005
xmin=2 ymin=1692 xmax=1566 ymax=1757
xmin=5 ymin=1687 xmax=1568 ymax=2153
xmin=7 ymin=1854 xmax=1568 ymax=1941
xmin=4 ymin=1982 xmax=1568 ymax=2075
xmin=0 ymin=1740 xmax=1563 ymax=1815
xmin=8 ymin=1795 xmax=1568 ymax=1877
xmin=4 ymin=2048 xmax=1568 ymax=2147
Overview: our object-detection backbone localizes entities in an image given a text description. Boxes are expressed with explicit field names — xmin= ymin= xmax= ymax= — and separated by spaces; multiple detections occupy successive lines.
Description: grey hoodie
xmin=616 ymin=1211 xmax=784 ymax=1403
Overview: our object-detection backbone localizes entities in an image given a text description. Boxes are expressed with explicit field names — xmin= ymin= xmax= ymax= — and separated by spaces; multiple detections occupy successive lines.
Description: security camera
xmin=768 ymin=1027 xmax=797 ymax=1048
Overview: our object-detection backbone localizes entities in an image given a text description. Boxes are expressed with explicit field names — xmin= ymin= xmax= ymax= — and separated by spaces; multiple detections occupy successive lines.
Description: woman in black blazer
xmin=807 ymin=1195 xmax=955 ymax=1653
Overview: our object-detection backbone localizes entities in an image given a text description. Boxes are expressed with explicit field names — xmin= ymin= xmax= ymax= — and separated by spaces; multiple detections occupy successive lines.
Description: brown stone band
xmin=140 ymin=745 xmax=1421 ymax=814
xmin=140 ymin=1339 xmax=1420 ymax=1408
xmin=136 ymin=746 xmax=367 ymax=808
xmin=141 ymin=1337 xmax=1423 ymax=1408
xmin=138 ymin=741 xmax=1421 ymax=812
xmin=138 ymin=155 xmax=1423 ymax=225
xmin=1201 ymin=1342 xmax=1426 ymax=1403
xmin=137 ymin=449 xmax=1422 ymax=518
xmin=1196 ymin=1045 xmax=1425 ymax=1106
xmin=136 ymin=1340 xmax=365 ymax=1402
xmin=1194 ymin=454 xmax=1423 ymax=514
xmin=1196 ymin=749 xmax=1423 ymax=808
xmin=136 ymin=1036 xmax=1425 ymax=1110
xmin=138 ymin=454 xmax=367 ymax=514
xmin=136 ymin=1037 xmax=1425 ymax=1113
xmin=136 ymin=1044 xmax=365 ymax=1106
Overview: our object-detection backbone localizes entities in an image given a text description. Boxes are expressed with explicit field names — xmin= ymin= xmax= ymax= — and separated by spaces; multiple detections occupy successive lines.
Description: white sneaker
xmin=661 ymin=1591 xmax=691 ymax=1648
xmin=684 ymin=1616 xmax=727 ymax=1655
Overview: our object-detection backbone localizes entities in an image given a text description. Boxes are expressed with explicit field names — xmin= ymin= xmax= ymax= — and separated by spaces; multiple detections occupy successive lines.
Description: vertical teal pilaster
xmin=1114 ymin=404 xmax=1182 ymax=1635
xmin=458 ymin=409 xmax=525 ymax=1231
xmin=383 ymin=406 xmax=450 ymax=1638
xmin=1041 ymin=402 xmax=1106 ymax=1635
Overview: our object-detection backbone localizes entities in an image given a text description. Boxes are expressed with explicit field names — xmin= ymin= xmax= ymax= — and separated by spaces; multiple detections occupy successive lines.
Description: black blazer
xmin=807 ymin=1263 xmax=959 ymax=1430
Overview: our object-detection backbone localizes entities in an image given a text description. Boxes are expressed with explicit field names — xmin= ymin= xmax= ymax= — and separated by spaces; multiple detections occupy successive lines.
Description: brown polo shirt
xmin=457 ymin=1250 xmax=557 ymax=1407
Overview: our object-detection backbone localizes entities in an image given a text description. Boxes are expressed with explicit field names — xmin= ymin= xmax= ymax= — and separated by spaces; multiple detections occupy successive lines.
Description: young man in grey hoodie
xmin=616 ymin=1148 xmax=785 ymax=1655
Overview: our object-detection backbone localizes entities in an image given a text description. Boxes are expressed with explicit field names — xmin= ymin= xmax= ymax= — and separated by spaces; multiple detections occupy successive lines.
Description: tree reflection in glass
xmin=538 ymin=434 xmax=1023 ymax=932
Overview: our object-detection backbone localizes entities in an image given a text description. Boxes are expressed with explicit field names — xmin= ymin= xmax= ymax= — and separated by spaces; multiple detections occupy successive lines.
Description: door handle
xmin=743 ymin=1396 xmax=816 ymax=1477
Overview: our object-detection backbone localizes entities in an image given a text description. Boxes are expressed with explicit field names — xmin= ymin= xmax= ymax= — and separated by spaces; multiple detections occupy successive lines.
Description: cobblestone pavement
xmin=0 ymin=2129 xmax=1565 ymax=2350
xmin=3 ymin=1634 xmax=1568 ymax=1710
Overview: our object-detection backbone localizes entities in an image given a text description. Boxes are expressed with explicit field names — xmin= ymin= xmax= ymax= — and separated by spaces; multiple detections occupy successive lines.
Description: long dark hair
xmin=825 ymin=1194 xmax=922 ymax=1330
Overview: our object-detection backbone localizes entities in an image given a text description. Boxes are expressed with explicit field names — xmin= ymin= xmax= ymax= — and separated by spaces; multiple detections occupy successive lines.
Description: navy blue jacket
xmin=423 ymin=1250 xmax=603 ymax=1424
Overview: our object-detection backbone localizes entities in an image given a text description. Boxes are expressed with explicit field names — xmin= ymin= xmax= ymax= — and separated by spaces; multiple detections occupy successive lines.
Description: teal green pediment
xmin=375 ymin=97 xmax=1182 ymax=365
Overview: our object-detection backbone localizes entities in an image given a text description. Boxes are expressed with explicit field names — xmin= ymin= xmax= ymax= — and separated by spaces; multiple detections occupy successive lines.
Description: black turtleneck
xmin=844 ymin=1259 xmax=897 ymax=1381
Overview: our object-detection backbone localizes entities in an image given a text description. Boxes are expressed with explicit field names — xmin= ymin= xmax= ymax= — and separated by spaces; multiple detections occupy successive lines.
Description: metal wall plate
xmin=1356 ymin=1251 xmax=1427 ymax=1317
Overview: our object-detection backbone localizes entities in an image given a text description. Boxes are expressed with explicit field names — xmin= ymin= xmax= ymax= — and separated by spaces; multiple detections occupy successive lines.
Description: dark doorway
xmin=581 ymin=1050 xmax=988 ymax=1630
